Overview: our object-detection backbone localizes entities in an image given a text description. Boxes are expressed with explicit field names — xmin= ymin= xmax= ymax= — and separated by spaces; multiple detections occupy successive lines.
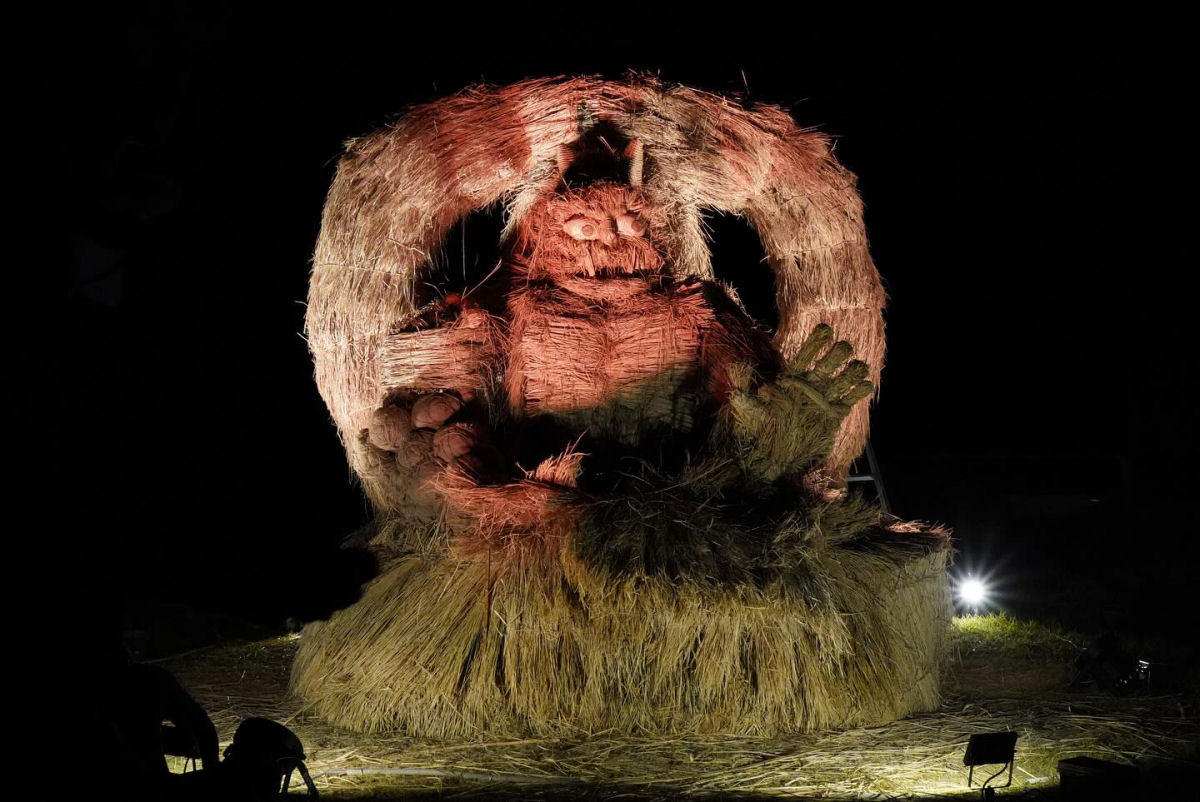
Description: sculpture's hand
xmin=368 ymin=392 xmax=505 ymax=479
xmin=368 ymin=392 xmax=577 ymax=555
xmin=777 ymin=323 xmax=874 ymax=421
xmin=724 ymin=324 xmax=873 ymax=482
xmin=355 ymin=391 xmax=506 ymax=523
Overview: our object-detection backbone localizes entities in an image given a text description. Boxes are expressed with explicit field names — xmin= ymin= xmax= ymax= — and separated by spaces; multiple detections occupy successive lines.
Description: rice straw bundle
xmin=296 ymin=75 xmax=947 ymax=737
xmin=293 ymin=517 xmax=951 ymax=736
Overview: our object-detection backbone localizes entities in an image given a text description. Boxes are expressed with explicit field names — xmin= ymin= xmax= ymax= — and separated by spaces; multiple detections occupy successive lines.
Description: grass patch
xmin=951 ymin=613 xmax=1083 ymax=662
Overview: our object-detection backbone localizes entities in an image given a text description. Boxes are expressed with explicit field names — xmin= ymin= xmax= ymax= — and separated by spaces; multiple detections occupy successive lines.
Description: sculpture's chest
xmin=505 ymin=276 xmax=717 ymax=442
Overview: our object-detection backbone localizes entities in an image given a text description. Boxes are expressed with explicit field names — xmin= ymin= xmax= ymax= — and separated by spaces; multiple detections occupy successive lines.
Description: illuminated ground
xmin=164 ymin=615 xmax=1197 ymax=799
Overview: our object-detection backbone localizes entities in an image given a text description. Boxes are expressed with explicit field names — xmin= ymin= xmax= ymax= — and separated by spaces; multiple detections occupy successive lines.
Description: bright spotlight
xmin=959 ymin=577 xmax=987 ymax=608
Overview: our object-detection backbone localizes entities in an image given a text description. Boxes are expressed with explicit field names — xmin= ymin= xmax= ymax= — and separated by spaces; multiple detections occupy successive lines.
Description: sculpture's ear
xmin=624 ymin=138 xmax=644 ymax=187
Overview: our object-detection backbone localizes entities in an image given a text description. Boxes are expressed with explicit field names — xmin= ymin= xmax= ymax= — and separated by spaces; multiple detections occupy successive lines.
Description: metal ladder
xmin=846 ymin=440 xmax=891 ymax=514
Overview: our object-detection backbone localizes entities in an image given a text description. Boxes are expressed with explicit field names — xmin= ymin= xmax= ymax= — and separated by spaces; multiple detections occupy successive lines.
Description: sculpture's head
xmin=508 ymin=136 xmax=666 ymax=280
xmin=509 ymin=182 xmax=664 ymax=279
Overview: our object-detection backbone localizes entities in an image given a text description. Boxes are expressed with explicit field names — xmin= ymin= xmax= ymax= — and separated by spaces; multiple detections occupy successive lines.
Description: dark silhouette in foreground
xmin=101 ymin=663 xmax=316 ymax=800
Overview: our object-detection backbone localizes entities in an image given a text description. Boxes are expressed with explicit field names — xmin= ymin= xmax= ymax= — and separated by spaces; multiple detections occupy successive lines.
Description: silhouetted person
xmin=101 ymin=663 xmax=219 ymax=799
xmin=100 ymin=664 xmax=319 ymax=799
xmin=223 ymin=717 xmax=319 ymax=798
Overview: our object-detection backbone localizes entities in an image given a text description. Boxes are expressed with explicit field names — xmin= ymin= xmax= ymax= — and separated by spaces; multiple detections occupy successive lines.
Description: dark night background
xmin=69 ymin=19 xmax=1193 ymax=668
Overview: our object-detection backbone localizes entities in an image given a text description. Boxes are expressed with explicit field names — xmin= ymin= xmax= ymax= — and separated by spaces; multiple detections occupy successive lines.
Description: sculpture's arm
xmin=379 ymin=305 xmax=500 ymax=401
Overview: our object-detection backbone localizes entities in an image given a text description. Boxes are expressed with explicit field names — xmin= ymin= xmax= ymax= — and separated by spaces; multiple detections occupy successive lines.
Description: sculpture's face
xmin=509 ymin=182 xmax=666 ymax=279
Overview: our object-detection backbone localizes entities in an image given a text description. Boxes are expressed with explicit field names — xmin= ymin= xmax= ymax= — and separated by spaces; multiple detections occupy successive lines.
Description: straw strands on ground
xmin=167 ymin=631 xmax=1198 ymax=799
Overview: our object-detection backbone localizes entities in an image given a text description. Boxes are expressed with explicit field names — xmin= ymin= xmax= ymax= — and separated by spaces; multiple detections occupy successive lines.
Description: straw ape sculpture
xmin=294 ymin=77 xmax=951 ymax=736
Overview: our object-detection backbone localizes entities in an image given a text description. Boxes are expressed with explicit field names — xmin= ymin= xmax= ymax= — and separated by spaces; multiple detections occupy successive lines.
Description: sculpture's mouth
xmin=517 ymin=235 xmax=663 ymax=281
xmin=578 ymin=239 xmax=661 ymax=275
xmin=535 ymin=247 xmax=659 ymax=280
xmin=579 ymin=264 xmax=628 ymax=276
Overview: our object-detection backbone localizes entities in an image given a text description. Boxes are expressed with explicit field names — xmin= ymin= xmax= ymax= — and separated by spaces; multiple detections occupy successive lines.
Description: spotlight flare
xmin=960 ymin=578 xmax=987 ymax=606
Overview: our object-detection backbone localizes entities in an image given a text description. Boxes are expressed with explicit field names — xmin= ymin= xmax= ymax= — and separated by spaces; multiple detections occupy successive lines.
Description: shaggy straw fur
xmin=504 ymin=276 xmax=762 ymax=445
xmin=293 ymin=521 xmax=950 ymax=737
xmin=307 ymin=75 xmax=883 ymax=506
xmin=296 ymin=75 xmax=947 ymax=737
xmin=383 ymin=308 xmax=501 ymax=399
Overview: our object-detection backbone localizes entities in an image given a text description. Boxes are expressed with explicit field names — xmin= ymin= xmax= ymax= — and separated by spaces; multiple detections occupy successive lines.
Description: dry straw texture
xmin=306 ymin=74 xmax=884 ymax=511
xmin=297 ymin=75 xmax=945 ymax=738
xmin=292 ymin=517 xmax=951 ymax=737
xmin=173 ymin=631 xmax=1198 ymax=799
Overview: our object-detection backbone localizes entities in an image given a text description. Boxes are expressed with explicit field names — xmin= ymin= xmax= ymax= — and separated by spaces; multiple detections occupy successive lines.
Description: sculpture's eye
xmin=563 ymin=216 xmax=600 ymax=240
xmin=616 ymin=212 xmax=647 ymax=237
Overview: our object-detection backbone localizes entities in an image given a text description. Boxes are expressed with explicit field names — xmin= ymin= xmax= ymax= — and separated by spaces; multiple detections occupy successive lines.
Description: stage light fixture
xmin=964 ymin=731 xmax=1018 ymax=800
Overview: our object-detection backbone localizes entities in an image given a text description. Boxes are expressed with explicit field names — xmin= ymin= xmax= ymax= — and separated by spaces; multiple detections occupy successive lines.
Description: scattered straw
xmin=167 ymin=631 xmax=1197 ymax=799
